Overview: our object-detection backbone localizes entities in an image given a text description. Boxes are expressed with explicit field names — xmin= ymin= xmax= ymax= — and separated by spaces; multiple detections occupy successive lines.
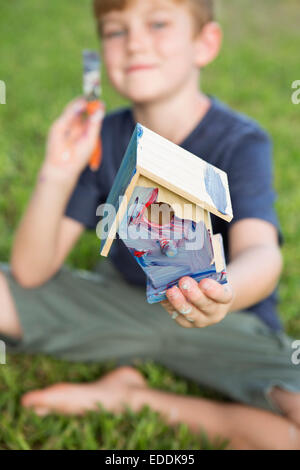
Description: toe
xmin=21 ymin=392 xmax=51 ymax=416
xmin=21 ymin=383 xmax=73 ymax=413
xmin=34 ymin=407 xmax=50 ymax=417
xmin=21 ymin=390 xmax=48 ymax=408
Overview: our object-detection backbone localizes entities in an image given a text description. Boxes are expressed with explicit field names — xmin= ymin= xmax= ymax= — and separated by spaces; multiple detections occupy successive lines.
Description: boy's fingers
xmin=68 ymin=102 xmax=105 ymax=145
xmin=198 ymin=279 xmax=233 ymax=304
xmin=86 ymin=99 xmax=104 ymax=115
xmin=73 ymin=108 xmax=104 ymax=165
xmin=82 ymin=107 xmax=104 ymax=143
xmin=62 ymin=97 xmax=87 ymax=117
xmin=161 ymin=300 xmax=194 ymax=328
xmin=53 ymin=98 xmax=87 ymax=132
xmin=88 ymin=105 xmax=105 ymax=124
xmin=172 ymin=313 xmax=194 ymax=328
xmin=177 ymin=276 xmax=232 ymax=315
xmin=166 ymin=286 xmax=208 ymax=324
xmin=162 ymin=290 xmax=216 ymax=328
xmin=166 ymin=286 xmax=193 ymax=314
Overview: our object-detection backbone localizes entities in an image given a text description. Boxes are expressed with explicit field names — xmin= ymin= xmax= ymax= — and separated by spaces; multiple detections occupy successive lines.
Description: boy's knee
xmin=0 ymin=269 xmax=7 ymax=290
xmin=0 ymin=269 xmax=13 ymax=307
xmin=0 ymin=266 xmax=24 ymax=289
xmin=269 ymin=386 xmax=300 ymax=427
xmin=8 ymin=265 xmax=45 ymax=289
xmin=264 ymin=387 xmax=300 ymax=449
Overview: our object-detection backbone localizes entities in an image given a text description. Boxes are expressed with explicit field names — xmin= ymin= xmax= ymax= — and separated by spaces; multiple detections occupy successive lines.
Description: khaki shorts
xmin=1 ymin=259 xmax=300 ymax=416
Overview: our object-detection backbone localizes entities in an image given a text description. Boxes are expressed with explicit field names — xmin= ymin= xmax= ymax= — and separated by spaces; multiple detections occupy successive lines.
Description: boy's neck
xmin=132 ymin=83 xmax=211 ymax=146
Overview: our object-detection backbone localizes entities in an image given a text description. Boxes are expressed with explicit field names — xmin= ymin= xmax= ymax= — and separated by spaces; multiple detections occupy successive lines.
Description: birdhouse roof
xmin=134 ymin=124 xmax=233 ymax=220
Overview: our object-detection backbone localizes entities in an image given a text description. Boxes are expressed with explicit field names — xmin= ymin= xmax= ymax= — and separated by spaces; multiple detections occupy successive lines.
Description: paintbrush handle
xmin=86 ymin=100 xmax=103 ymax=171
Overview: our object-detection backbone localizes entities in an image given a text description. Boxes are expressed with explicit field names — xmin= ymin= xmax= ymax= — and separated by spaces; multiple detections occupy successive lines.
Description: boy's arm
xmin=11 ymin=97 xmax=104 ymax=288
xmin=226 ymin=217 xmax=283 ymax=312
xmin=11 ymin=176 xmax=85 ymax=287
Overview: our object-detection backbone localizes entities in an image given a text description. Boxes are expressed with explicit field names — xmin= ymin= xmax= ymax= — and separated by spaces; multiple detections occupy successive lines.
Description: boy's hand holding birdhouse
xmin=161 ymin=277 xmax=235 ymax=328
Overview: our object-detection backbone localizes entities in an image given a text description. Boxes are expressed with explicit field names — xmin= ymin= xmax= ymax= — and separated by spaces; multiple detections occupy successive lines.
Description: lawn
xmin=0 ymin=0 xmax=299 ymax=450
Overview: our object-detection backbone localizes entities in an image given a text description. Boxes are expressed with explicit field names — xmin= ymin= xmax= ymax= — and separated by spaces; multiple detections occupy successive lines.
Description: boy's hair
xmin=93 ymin=0 xmax=214 ymax=37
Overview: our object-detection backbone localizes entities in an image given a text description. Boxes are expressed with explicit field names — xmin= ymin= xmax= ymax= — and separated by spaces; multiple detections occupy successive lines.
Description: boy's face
xmin=100 ymin=0 xmax=205 ymax=104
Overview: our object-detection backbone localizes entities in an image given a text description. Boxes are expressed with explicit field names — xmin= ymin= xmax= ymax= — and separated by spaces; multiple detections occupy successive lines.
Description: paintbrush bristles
xmin=82 ymin=50 xmax=101 ymax=101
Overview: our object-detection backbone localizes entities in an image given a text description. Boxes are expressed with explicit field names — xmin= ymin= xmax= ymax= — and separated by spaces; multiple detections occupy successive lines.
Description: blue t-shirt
xmin=65 ymin=96 xmax=284 ymax=332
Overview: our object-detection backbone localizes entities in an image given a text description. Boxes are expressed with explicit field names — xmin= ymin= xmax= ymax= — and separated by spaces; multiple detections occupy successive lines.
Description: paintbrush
xmin=82 ymin=49 xmax=104 ymax=171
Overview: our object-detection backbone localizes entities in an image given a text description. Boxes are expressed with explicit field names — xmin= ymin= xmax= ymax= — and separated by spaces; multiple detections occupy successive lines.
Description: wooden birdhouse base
xmin=146 ymin=264 xmax=227 ymax=304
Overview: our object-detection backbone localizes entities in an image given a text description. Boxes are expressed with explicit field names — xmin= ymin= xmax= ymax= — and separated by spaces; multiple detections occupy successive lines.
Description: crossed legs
xmin=20 ymin=367 xmax=300 ymax=450
xmin=1 ymin=268 xmax=300 ymax=449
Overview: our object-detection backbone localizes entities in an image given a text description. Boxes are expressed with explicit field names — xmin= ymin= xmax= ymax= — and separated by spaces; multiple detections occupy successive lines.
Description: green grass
xmin=0 ymin=0 xmax=300 ymax=450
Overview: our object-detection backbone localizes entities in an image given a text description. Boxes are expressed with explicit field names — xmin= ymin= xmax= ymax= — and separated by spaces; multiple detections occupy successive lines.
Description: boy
xmin=1 ymin=0 xmax=300 ymax=450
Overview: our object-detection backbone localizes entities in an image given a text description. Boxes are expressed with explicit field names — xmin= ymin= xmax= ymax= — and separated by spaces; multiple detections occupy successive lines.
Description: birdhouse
xmin=98 ymin=123 xmax=233 ymax=303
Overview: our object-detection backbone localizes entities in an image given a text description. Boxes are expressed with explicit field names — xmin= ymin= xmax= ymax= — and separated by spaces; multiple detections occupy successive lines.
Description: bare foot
xmin=21 ymin=366 xmax=148 ymax=416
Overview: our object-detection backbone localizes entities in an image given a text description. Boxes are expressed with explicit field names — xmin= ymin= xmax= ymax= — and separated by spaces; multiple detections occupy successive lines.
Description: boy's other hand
xmin=160 ymin=277 xmax=235 ymax=328
xmin=41 ymin=97 xmax=105 ymax=181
